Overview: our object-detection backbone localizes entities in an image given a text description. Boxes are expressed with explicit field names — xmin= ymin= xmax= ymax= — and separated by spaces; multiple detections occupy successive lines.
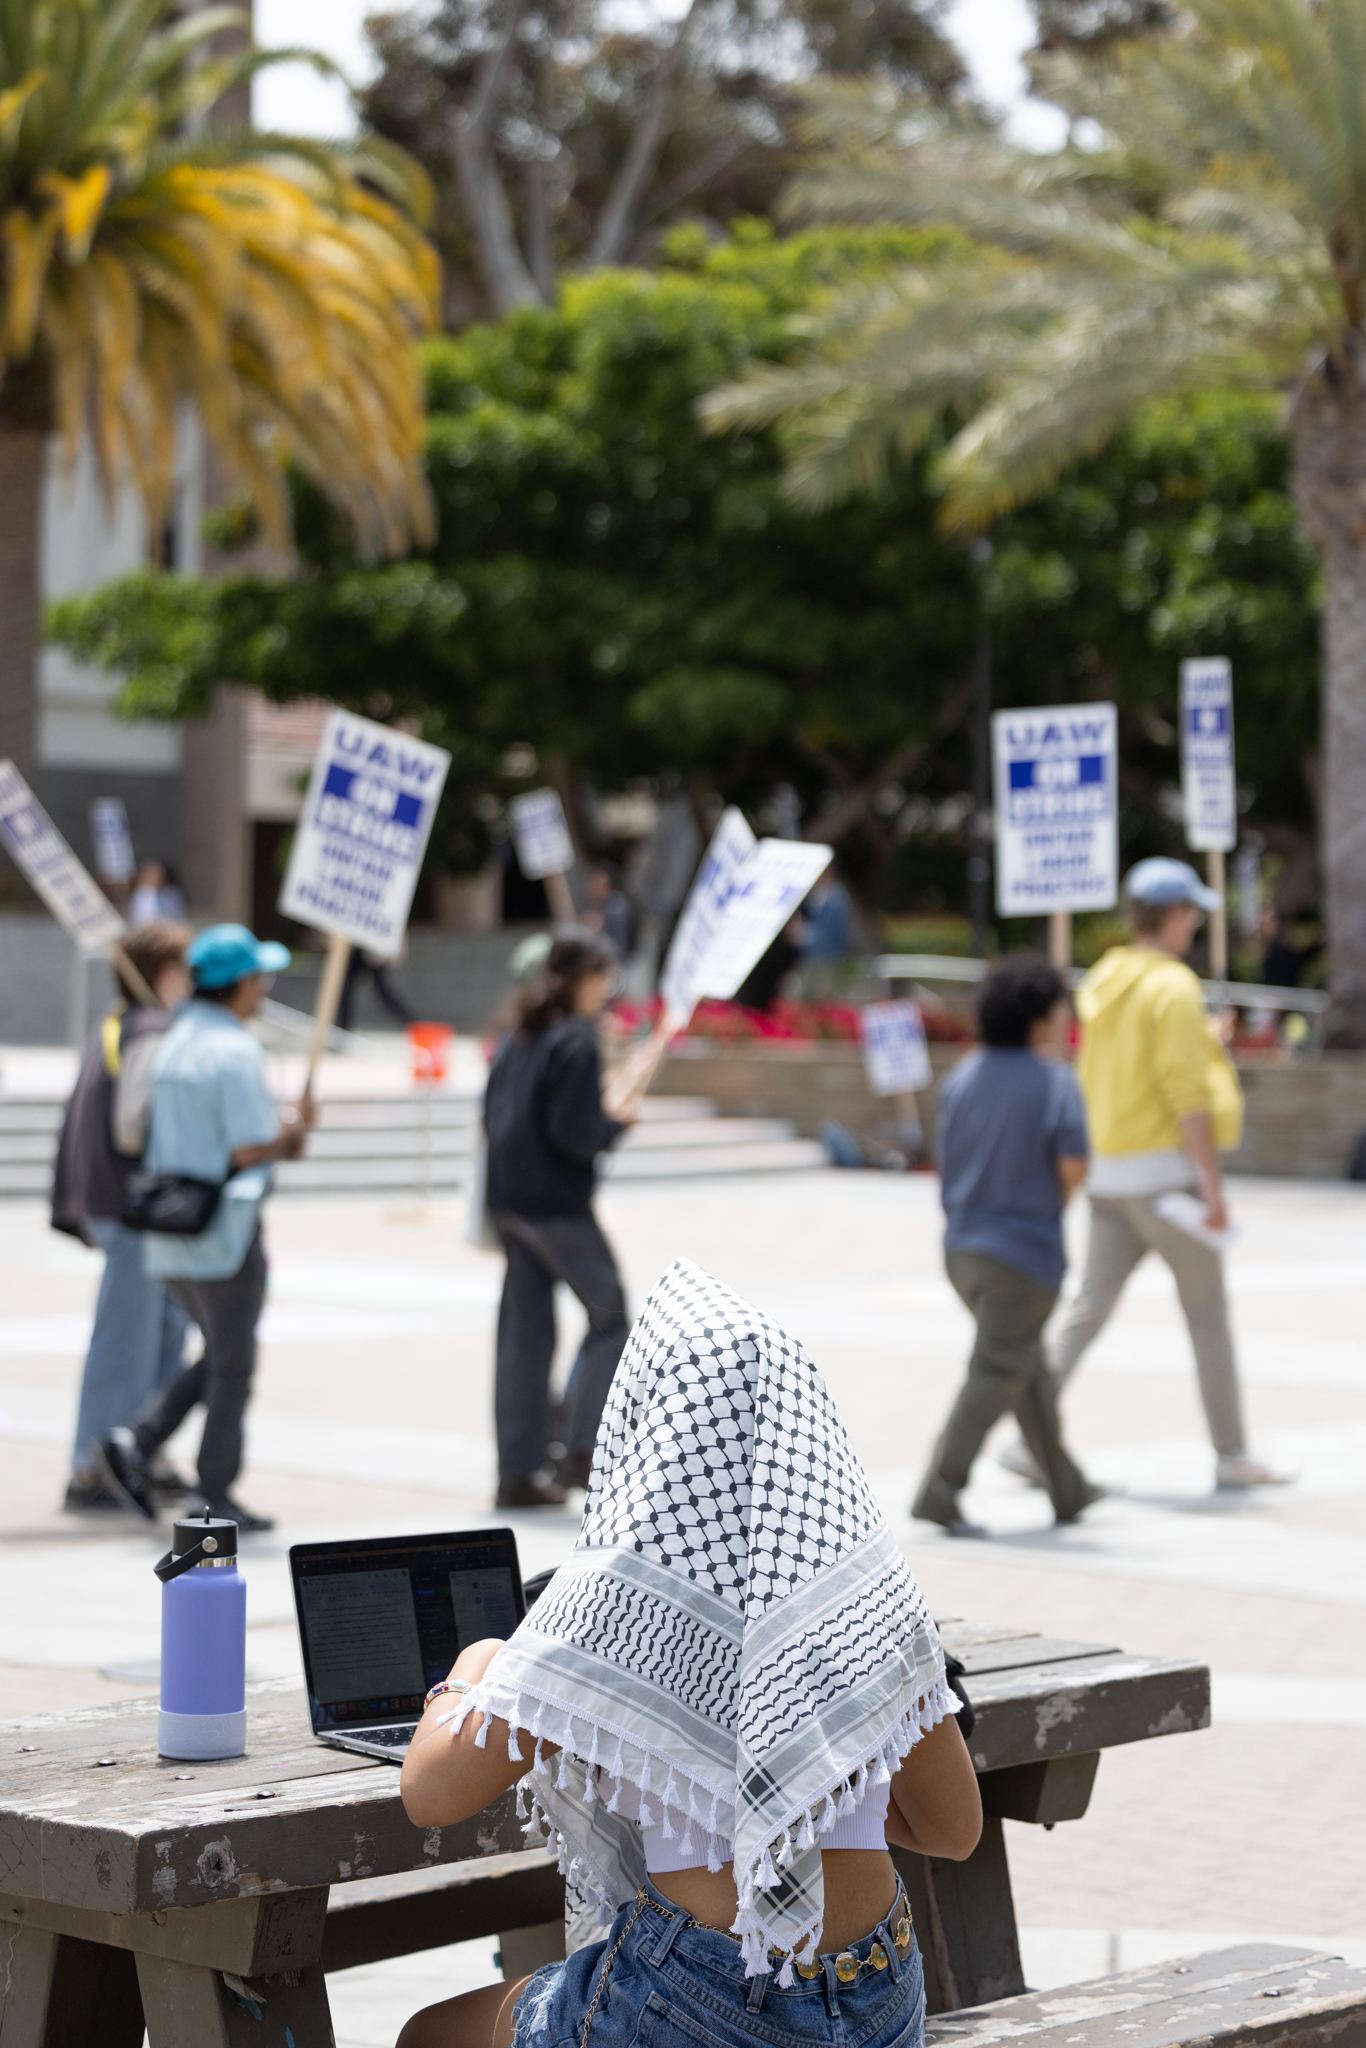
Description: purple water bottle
xmin=154 ymin=1511 xmax=247 ymax=1760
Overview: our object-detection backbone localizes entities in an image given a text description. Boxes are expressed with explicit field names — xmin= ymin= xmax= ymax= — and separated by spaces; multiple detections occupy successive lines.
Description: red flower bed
xmin=607 ymin=996 xmax=972 ymax=1045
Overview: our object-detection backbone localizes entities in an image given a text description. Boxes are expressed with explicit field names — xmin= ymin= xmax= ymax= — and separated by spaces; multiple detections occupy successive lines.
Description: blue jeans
xmin=513 ymin=1876 xmax=925 ymax=2048
xmin=73 ymin=1217 xmax=191 ymax=1476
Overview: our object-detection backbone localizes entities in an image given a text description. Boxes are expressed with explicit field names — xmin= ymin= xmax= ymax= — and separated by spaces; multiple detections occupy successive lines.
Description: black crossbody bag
xmin=121 ymin=1171 xmax=225 ymax=1235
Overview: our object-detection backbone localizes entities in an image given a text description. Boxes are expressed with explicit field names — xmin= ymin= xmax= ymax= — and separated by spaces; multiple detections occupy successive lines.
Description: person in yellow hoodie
xmin=1006 ymin=857 xmax=1282 ymax=1491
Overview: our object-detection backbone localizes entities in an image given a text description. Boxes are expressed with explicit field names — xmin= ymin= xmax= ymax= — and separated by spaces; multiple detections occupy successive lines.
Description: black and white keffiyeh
xmin=448 ymin=1257 xmax=955 ymax=1981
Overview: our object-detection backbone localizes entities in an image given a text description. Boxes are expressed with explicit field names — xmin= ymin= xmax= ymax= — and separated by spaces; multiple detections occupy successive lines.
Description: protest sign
xmin=694 ymin=838 xmax=833 ymax=1001
xmin=1179 ymin=657 xmax=1235 ymax=975
xmin=508 ymin=787 xmax=577 ymax=921
xmin=509 ymin=787 xmax=575 ymax=881
xmin=279 ymin=711 xmax=450 ymax=959
xmin=659 ymin=806 xmax=756 ymax=1025
xmin=0 ymin=760 xmax=125 ymax=953
xmin=1179 ymin=658 xmax=1236 ymax=853
xmin=89 ymin=797 xmax=135 ymax=885
xmin=992 ymin=703 xmax=1118 ymax=920
xmin=860 ymin=1000 xmax=933 ymax=1097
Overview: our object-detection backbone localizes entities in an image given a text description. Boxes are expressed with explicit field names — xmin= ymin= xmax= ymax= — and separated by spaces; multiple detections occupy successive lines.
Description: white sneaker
xmin=997 ymin=1438 xmax=1045 ymax=1487
xmin=1216 ymin=1455 xmax=1294 ymax=1490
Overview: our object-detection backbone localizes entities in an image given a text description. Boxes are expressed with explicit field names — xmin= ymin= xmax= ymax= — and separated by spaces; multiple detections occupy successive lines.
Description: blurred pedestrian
xmin=800 ymin=865 xmax=853 ymax=964
xmin=582 ymin=860 xmax=635 ymax=962
xmin=483 ymin=930 xmax=633 ymax=1508
xmin=1005 ymin=859 xmax=1283 ymax=1491
xmin=128 ymin=858 xmax=186 ymax=926
xmin=51 ymin=920 xmax=193 ymax=1511
xmin=98 ymin=924 xmax=314 ymax=1531
xmin=337 ymin=945 xmax=416 ymax=1031
xmin=912 ymin=956 xmax=1101 ymax=1537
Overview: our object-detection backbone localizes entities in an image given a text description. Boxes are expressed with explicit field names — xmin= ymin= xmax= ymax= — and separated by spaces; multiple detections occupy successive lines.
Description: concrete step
xmin=0 ymin=1093 xmax=826 ymax=1196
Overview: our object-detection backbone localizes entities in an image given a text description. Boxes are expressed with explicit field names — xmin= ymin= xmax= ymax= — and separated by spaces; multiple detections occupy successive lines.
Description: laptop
xmin=289 ymin=1527 xmax=525 ymax=1763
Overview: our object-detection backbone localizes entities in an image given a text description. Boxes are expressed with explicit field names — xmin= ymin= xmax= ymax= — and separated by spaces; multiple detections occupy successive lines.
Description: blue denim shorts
xmin=512 ymin=1875 xmax=926 ymax=2048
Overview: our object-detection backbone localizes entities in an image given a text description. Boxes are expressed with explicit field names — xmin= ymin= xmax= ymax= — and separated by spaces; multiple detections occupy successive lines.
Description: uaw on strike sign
xmin=992 ymin=703 xmax=1118 ymax=917
xmin=279 ymin=711 xmax=450 ymax=957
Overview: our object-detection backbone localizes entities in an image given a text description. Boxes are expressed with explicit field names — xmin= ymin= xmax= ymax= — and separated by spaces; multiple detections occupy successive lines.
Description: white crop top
xmin=608 ymin=1777 xmax=893 ymax=1876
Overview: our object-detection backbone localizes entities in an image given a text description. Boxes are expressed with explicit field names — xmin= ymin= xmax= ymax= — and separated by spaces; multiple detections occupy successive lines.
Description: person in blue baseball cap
xmin=98 ymin=924 xmax=314 ymax=1531
xmin=999 ymin=857 xmax=1286 ymax=1493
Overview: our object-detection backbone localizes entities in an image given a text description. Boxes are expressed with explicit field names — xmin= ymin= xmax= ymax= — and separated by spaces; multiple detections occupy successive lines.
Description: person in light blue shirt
xmin=99 ymin=925 xmax=311 ymax=1531
xmin=911 ymin=955 xmax=1101 ymax=1539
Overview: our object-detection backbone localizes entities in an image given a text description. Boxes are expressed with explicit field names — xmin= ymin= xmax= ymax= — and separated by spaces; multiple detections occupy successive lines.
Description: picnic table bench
xmin=0 ymin=1622 xmax=1211 ymax=2046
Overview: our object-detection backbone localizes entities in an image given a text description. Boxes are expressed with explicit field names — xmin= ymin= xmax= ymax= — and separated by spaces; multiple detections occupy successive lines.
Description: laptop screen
xmin=290 ymin=1528 xmax=524 ymax=1732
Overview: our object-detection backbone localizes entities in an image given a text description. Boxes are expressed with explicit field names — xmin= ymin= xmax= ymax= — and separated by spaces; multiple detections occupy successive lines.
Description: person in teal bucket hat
xmin=99 ymin=924 xmax=313 ymax=1531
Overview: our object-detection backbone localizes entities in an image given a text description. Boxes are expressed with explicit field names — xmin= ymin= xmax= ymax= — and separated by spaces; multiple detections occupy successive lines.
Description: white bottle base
xmin=158 ymin=1707 xmax=247 ymax=1760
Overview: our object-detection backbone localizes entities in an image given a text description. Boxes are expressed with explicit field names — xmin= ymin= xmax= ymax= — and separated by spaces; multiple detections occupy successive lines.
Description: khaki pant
xmin=1050 ymin=1195 xmax=1246 ymax=1458
xmin=915 ymin=1250 xmax=1093 ymax=1521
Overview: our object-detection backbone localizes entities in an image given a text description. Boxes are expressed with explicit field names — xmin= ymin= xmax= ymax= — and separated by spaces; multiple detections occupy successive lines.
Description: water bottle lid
xmin=170 ymin=1509 xmax=238 ymax=1560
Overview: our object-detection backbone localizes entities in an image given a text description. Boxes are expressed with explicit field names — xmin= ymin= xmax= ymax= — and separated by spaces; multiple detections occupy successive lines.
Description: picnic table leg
xmin=891 ymin=1817 xmax=1026 ymax=2013
xmin=0 ymin=1923 xmax=144 ymax=2048
xmin=137 ymin=1949 xmax=337 ymax=2047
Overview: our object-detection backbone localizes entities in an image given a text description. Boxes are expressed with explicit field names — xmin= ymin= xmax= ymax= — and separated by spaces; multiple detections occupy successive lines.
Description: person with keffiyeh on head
xmin=397 ymin=1259 xmax=981 ymax=2048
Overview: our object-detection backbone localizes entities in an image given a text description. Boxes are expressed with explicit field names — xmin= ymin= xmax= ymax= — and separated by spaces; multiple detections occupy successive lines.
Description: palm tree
xmin=702 ymin=2 xmax=1366 ymax=1042
xmin=0 ymin=0 xmax=440 ymax=781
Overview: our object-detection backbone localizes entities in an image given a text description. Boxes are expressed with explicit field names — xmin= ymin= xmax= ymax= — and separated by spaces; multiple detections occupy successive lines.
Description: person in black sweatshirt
xmin=483 ymin=929 xmax=634 ymax=1507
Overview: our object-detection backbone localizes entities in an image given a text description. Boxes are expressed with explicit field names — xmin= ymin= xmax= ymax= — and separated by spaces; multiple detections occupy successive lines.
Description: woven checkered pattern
xmin=452 ymin=1258 xmax=951 ymax=1979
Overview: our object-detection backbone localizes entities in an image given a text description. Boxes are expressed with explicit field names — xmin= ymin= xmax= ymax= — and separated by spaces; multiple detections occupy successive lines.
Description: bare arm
xmin=230 ymin=1100 xmax=316 ymax=1171
xmin=1177 ymin=1110 xmax=1227 ymax=1231
xmin=885 ymin=1712 xmax=982 ymax=1861
xmin=1056 ymin=1155 xmax=1088 ymax=1205
xmin=401 ymin=1639 xmax=560 ymax=1830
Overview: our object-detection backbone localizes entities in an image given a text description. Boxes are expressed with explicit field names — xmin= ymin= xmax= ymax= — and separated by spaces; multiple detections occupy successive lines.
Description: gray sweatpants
xmin=1049 ymin=1195 xmax=1246 ymax=1458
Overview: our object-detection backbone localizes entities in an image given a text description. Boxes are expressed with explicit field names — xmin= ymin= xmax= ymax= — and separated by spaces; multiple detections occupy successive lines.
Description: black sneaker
xmin=97 ymin=1429 xmax=158 ymax=1520
xmin=185 ymin=1494 xmax=275 ymax=1534
xmin=63 ymin=1476 xmax=125 ymax=1513
xmin=147 ymin=1461 xmax=189 ymax=1498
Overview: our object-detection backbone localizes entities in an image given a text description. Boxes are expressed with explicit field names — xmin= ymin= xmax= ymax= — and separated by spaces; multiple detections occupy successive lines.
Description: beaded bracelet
xmin=424 ymin=1677 xmax=472 ymax=1711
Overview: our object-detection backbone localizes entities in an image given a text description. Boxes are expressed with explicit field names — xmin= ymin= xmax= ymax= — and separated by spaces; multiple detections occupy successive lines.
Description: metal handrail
xmin=872 ymin=955 xmax=1329 ymax=1015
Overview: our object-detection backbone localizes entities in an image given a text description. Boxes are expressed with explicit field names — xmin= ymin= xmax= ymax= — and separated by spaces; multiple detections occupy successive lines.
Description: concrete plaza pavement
xmin=2 ymin=1167 xmax=1365 ymax=2044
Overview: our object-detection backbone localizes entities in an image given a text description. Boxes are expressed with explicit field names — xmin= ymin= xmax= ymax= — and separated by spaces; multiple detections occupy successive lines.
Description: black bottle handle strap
xmin=155 ymin=1539 xmax=212 ymax=1583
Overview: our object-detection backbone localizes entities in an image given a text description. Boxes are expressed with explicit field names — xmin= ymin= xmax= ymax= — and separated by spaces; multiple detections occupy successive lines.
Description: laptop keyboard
xmin=360 ymin=1724 xmax=416 ymax=1747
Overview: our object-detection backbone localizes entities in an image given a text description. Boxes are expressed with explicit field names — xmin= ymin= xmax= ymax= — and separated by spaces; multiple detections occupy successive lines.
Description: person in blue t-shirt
xmin=912 ymin=955 xmax=1103 ymax=1537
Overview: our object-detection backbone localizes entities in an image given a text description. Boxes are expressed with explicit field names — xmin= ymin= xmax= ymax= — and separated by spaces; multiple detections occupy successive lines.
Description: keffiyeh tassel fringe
xmin=730 ymin=1674 xmax=959 ymax=1979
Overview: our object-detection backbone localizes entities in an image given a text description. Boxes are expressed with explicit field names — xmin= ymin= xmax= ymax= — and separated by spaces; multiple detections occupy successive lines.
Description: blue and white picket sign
xmin=659 ymin=806 xmax=756 ymax=1025
xmin=694 ymin=838 xmax=833 ymax=1001
xmin=89 ymin=796 xmax=135 ymax=885
xmin=278 ymin=711 xmax=450 ymax=958
xmin=1179 ymin=657 xmax=1236 ymax=853
xmin=860 ymin=1000 xmax=933 ymax=1097
xmin=0 ymin=760 xmax=125 ymax=952
xmin=991 ymin=703 xmax=1118 ymax=917
xmin=509 ymin=788 xmax=575 ymax=882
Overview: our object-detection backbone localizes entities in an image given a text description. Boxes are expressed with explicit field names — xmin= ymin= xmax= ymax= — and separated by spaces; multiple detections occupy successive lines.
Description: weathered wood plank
xmin=921 ymin=1944 xmax=1366 ymax=2046
xmin=977 ymin=1752 xmax=1099 ymax=1827
xmin=0 ymin=1923 xmax=144 ymax=2048
xmin=893 ymin=1821 xmax=1025 ymax=2015
xmin=323 ymin=1851 xmax=565 ymax=1973
xmin=137 ymin=1949 xmax=336 ymax=2048
xmin=962 ymin=1655 xmax=1210 ymax=1774
xmin=0 ymin=1883 xmax=329 ymax=1975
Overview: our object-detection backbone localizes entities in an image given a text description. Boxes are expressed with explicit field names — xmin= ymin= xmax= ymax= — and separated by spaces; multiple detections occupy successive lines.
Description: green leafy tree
xmin=701 ymin=5 xmax=1366 ymax=1037
xmin=51 ymin=226 xmax=1319 ymax=917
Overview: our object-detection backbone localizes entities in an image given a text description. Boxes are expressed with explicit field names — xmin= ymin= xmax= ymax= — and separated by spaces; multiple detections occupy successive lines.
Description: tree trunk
xmin=1293 ymin=336 xmax=1366 ymax=1046
xmin=0 ymin=424 xmax=47 ymax=783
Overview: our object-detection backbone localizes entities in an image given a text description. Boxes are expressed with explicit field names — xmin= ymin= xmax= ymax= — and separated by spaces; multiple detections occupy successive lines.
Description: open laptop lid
xmin=289 ymin=1527 xmax=524 ymax=1736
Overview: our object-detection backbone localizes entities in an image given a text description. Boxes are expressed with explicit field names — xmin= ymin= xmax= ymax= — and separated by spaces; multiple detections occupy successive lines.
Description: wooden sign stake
xmin=1048 ymin=910 xmax=1072 ymax=973
xmin=305 ymin=933 xmax=353 ymax=1094
xmin=1207 ymin=848 xmax=1228 ymax=982
xmin=544 ymin=870 xmax=576 ymax=924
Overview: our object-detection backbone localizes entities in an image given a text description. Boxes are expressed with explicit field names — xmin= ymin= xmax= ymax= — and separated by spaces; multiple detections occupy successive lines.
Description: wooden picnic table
xmin=0 ymin=1621 xmax=1209 ymax=2046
